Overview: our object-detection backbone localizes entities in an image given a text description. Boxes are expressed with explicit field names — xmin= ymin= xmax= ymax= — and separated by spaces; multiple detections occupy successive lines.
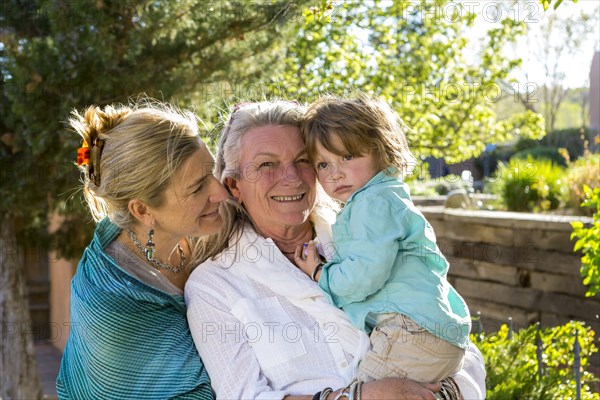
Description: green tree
xmin=0 ymin=0 xmax=308 ymax=396
xmin=506 ymin=2 xmax=598 ymax=131
xmin=571 ymin=185 xmax=600 ymax=297
xmin=541 ymin=0 xmax=579 ymax=11
xmin=535 ymin=7 xmax=598 ymax=131
xmin=274 ymin=0 xmax=545 ymax=165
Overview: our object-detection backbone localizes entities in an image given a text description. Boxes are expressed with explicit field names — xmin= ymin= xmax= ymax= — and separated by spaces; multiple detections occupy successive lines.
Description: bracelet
xmin=312 ymin=391 xmax=322 ymax=400
xmin=332 ymin=379 xmax=362 ymax=400
xmin=333 ymin=386 xmax=351 ymax=400
xmin=320 ymin=387 xmax=333 ymax=400
xmin=435 ymin=376 xmax=461 ymax=400
xmin=311 ymin=262 xmax=324 ymax=281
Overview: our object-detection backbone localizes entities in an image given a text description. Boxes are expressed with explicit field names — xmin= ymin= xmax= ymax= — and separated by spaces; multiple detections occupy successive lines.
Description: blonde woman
xmin=57 ymin=101 xmax=227 ymax=399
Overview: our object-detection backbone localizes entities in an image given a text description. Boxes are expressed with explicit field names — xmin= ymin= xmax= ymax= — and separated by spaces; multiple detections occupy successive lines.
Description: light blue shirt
xmin=318 ymin=170 xmax=471 ymax=348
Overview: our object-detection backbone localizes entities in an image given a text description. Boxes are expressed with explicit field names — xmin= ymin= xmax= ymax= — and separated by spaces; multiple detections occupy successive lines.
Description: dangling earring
xmin=145 ymin=227 xmax=156 ymax=261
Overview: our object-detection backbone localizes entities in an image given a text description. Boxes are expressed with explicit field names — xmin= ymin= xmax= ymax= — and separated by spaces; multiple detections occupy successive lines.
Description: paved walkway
xmin=35 ymin=341 xmax=61 ymax=399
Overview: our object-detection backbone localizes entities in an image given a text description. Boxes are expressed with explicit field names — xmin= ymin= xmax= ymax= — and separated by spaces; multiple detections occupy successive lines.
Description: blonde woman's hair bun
xmin=70 ymin=100 xmax=202 ymax=228
xmin=70 ymin=105 xmax=133 ymax=147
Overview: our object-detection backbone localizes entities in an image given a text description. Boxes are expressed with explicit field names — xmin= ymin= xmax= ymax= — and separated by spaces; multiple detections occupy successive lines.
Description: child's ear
xmin=225 ymin=177 xmax=242 ymax=204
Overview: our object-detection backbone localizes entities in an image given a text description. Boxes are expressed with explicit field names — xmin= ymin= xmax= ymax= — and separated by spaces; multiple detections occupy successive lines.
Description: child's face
xmin=314 ymin=135 xmax=380 ymax=203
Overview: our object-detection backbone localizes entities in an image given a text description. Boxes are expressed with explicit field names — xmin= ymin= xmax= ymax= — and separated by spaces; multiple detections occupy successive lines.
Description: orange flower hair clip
xmin=77 ymin=140 xmax=91 ymax=166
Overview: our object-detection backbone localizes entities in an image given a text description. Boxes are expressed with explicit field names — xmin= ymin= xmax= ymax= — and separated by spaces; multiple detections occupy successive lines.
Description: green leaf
xmin=571 ymin=221 xmax=584 ymax=229
xmin=542 ymin=0 xmax=551 ymax=11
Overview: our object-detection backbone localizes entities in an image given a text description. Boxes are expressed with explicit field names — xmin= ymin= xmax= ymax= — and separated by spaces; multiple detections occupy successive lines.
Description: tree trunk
xmin=1 ymin=219 xmax=43 ymax=399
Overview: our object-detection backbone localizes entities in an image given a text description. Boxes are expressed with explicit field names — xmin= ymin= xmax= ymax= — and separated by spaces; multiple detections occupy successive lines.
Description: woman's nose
xmin=282 ymin=163 xmax=302 ymax=185
xmin=208 ymin=177 xmax=229 ymax=203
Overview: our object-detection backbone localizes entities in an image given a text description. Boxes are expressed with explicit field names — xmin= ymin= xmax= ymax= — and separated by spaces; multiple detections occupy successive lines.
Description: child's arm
xmin=294 ymin=241 xmax=323 ymax=280
xmin=317 ymin=194 xmax=414 ymax=308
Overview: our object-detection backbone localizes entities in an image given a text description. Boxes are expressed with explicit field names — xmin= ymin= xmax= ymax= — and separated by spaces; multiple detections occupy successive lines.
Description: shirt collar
xmin=344 ymin=167 xmax=399 ymax=205
xmin=94 ymin=217 xmax=122 ymax=249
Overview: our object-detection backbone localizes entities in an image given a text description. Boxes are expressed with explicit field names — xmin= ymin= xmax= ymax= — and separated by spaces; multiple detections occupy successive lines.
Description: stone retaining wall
xmin=420 ymin=207 xmax=600 ymax=365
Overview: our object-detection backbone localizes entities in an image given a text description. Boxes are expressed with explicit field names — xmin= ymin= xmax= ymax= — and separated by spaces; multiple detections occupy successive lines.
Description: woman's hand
xmin=356 ymin=378 xmax=441 ymax=400
xmin=284 ymin=378 xmax=441 ymax=400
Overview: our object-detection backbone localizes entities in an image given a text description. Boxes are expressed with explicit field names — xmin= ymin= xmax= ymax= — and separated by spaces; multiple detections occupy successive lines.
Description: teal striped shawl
xmin=56 ymin=218 xmax=214 ymax=399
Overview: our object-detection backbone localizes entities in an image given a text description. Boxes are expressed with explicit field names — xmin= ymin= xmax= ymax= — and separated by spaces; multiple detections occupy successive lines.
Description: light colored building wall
xmin=48 ymin=214 xmax=75 ymax=352
xmin=49 ymin=253 xmax=74 ymax=352
xmin=590 ymin=52 xmax=600 ymax=134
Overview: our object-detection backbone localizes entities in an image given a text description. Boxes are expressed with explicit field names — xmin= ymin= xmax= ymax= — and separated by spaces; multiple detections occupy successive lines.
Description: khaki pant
xmin=358 ymin=314 xmax=465 ymax=383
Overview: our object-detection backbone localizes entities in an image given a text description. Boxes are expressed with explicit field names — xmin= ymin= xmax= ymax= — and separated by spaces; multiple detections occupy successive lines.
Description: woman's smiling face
xmin=151 ymin=143 xmax=228 ymax=239
xmin=229 ymin=125 xmax=317 ymax=232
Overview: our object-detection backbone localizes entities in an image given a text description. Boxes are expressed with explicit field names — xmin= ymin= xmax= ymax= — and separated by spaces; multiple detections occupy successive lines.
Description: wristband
xmin=311 ymin=262 xmax=324 ymax=281
xmin=320 ymin=387 xmax=333 ymax=400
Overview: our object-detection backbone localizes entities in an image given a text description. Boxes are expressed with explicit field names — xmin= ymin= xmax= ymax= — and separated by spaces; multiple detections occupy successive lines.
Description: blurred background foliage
xmin=0 ymin=0 xmax=595 ymax=258
xmin=1 ymin=0 xmax=311 ymax=255
xmin=274 ymin=0 xmax=545 ymax=162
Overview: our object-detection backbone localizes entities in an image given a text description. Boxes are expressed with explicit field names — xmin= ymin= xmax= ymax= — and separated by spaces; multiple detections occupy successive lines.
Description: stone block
xmin=529 ymin=270 xmax=591 ymax=296
xmin=420 ymin=207 xmax=592 ymax=232
xmin=455 ymin=279 xmax=541 ymax=309
xmin=530 ymin=250 xmax=583 ymax=276
xmin=457 ymin=279 xmax=600 ymax=320
xmin=513 ymin=228 xmax=576 ymax=253
xmin=438 ymin=240 xmax=537 ymax=269
xmin=436 ymin=221 xmax=515 ymax=247
xmin=467 ymin=299 xmax=538 ymax=331
xmin=449 ymin=258 xmax=519 ymax=286
xmin=539 ymin=312 xmax=600 ymax=332
xmin=536 ymin=291 xmax=600 ymax=320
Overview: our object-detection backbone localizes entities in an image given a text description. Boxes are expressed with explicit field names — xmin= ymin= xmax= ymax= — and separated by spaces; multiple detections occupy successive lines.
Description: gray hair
xmin=197 ymin=101 xmax=307 ymax=262
xmin=216 ymin=101 xmax=305 ymax=181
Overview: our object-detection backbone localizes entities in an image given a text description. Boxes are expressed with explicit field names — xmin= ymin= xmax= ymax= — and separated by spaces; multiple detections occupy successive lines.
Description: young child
xmin=296 ymin=95 xmax=471 ymax=384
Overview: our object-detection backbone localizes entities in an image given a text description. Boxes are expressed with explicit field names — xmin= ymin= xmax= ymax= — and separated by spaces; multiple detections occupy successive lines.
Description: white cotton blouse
xmin=185 ymin=212 xmax=486 ymax=400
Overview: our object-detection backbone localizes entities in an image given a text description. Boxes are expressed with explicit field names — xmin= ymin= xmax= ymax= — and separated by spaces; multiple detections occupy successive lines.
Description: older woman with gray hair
xmin=185 ymin=101 xmax=486 ymax=400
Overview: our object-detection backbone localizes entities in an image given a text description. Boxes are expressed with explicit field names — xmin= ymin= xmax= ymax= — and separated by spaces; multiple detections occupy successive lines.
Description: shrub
xmin=407 ymin=174 xmax=472 ymax=196
xmin=476 ymin=321 xmax=599 ymax=400
xmin=514 ymin=127 xmax=596 ymax=161
xmin=565 ymin=154 xmax=600 ymax=216
xmin=487 ymin=157 xmax=566 ymax=212
xmin=512 ymin=146 xmax=568 ymax=167
xmin=406 ymin=165 xmax=439 ymax=196
xmin=406 ymin=180 xmax=439 ymax=196
xmin=433 ymin=174 xmax=472 ymax=195
xmin=514 ymin=137 xmax=538 ymax=153
xmin=571 ymin=185 xmax=600 ymax=297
